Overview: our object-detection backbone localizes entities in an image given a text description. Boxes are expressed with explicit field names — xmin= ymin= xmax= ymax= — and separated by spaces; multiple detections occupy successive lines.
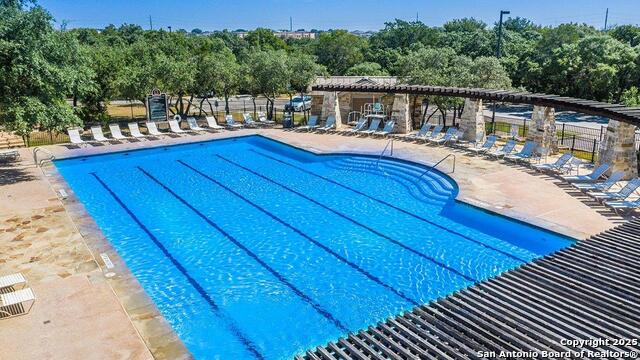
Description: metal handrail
xmin=376 ymin=138 xmax=394 ymax=168
xmin=33 ymin=147 xmax=55 ymax=166
xmin=417 ymin=153 xmax=456 ymax=179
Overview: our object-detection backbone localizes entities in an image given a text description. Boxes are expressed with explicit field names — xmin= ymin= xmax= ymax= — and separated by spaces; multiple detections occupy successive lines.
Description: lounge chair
xmin=0 ymin=149 xmax=19 ymax=160
xmin=533 ymin=152 xmax=573 ymax=172
xmin=205 ymin=116 xmax=225 ymax=130
xmin=67 ymin=128 xmax=85 ymax=145
xmin=588 ymin=178 xmax=640 ymax=201
xmin=604 ymin=198 xmax=640 ymax=213
xmin=488 ymin=139 xmax=517 ymax=158
xmin=186 ymin=117 xmax=205 ymax=131
xmin=345 ymin=117 xmax=367 ymax=135
xmin=447 ymin=128 xmax=466 ymax=147
xmin=467 ymin=135 xmax=497 ymax=155
xmin=505 ymin=141 xmax=536 ymax=163
xmin=168 ymin=119 xmax=186 ymax=134
xmin=297 ymin=115 xmax=319 ymax=131
xmin=128 ymin=123 xmax=147 ymax=139
xmin=561 ymin=163 xmax=610 ymax=183
xmin=422 ymin=124 xmax=444 ymax=142
xmin=225 ymin=115 xmax=243 ymax=129
xmin=0 ymin=288 xmax=35 ymax=319
xmin=401 ymin=122 xmax=433 ymax=140
xmin=146 ymin=122 xmax=164 ymax=136
xmin=257 ymin=112 xmax=276 ymax=126
xmin=316 ymin=116 xmax=336 ymax=133
xmin=242 ymin=113 xmax=258 ymax=127
xmin=374 ymin=120 xmax=395 ymax=137
xmin=90 ymin=126 xmax=110 ymax=142
xmin=428 ymin=127 xmax=456 ymax=145
xmin=0 ymin=273 xmax=26 ymax=290
xmin=109 ymin=124 xmax=128 ymax=140
xmin=360 ymin=118 xmax=381 ymax=136
xmin=572 ymin=171 xmax=624 ymax=192
xmin=459 ymin=131 xmax=484 ymax=148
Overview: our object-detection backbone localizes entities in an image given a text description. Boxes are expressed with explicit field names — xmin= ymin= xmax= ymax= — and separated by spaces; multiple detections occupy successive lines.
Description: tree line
xmin=2 ymin=0 xmax=640 ymax=140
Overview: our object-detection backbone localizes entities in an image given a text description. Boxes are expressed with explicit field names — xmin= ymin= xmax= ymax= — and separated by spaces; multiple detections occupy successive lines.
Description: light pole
xmin=496 ymin=10 xmax=510 ymax=58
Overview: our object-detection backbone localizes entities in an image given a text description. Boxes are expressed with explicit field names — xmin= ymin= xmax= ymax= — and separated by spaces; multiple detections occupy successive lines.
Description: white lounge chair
xmin=360 ymin=118 xmax=381 ymax=136
xmin=146 ymin=122 xmax=164 ymax=136
xmin=0 ymin=273 xmax=26 ymax=290
xmin=205 ymin=116 xmax=225 ymax=130
xmin=0 ymin=149 xmax=19 ymax=160
xmin=0 ymin=288 xmax=35 ymax=319
xmin=316 ymin=116 xmax=336 ymax=133
xmin=533 ymin=152 xmax=573 ymax=172
xmin=296 ymin=115 xmax=319 ymax=131
xmin=128 ymin=122 xmax=147 ymax=138
xmin=186 ymin=117 xmax=205 ymax=131
xmin=168 ymin=119 xmax=185 ymax=134
xmin=67 ymin=128 xmax=86 ymax=146
xmin=562 ymin=163 xmax=610 ymax=183
xmin=257 ymin=112 xmax=276 ymax=126
xmin=572 ymin=171 xmax=624 ymax=192
xmin=374 ymin=120 xmax=395 ymax=137
xmin=225 ymin=115 xmax=243 ymax=129
xmin=242 ymin=113 xmax=258 ymax=127
xmin=109 ymin=124 xmax=128 ymax=140
xmin=90 ymin=126 xmax=109 ymax=142
xmin=588 ymin=178 xmax=640 ymax=201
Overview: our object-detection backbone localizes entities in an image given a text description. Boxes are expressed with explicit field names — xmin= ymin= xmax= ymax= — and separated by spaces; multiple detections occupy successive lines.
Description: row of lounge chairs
xmin=0 ymin=273 xmax=35 ymax=319
xmin=296 ymin=115 xmax=397 ymax=137
xmin=67 ymin=113 xmax=273 ymax=146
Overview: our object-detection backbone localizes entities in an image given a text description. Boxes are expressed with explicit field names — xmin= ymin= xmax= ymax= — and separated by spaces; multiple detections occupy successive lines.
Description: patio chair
xmin=345 ymin=117 xmax=367 ymax=135
xmin=242 ymin=113 xmax=258 ymax=127
xmin=205 ymin=116 xmax=225 ymax=130
xmin=401 ymin=122 xmax=433 ymax=140
xmin=296 ymin=115 xmax=319 ymax=131
xmin=422 ymin=124 xmax=444 ymax=143
xmin=588 ymin=178 xmax=640 ymax=202
xmin=109 ymin=124 xmax=128 ymax=140
xmin=561 ymin=163 xmax=610 ymax=183
xmin=604 ymin=198 xmax=640 ymax=213
xmin=145 ymin=122 xmax=164 ymax=136
xmin=467 ymin=135 xmax=497 ymax=155
xmin=0 ymin=273 xmax=26 ymax=290
xmin=0 ymin=149 xmax=20 ymax=160
xmin=0 ymin=288 xmax=35 ymax=319
xmin=447 ymin=128 xmax=466 ymax=147
xmin=168 ymin=119 xmax=186 ymax=134
xmin=505 ymin=141 xmax=536 ymax=163
xmin=186 ymin=117 xmax=205 ymax=131
xmin=488 ymin=139 xmax=517 ymax=158
xmin=225 ymin=115 xmax=243 ymax=129
xmin=374 ymin=120 xmax=395 ymax=137
xmin=572 ymin=171 xmax=624 ymax=192
xmin=128 ymin=123 xmax=147 ymax=139
xmin=360 ymin=118 xmax=381 ymax=136
xmin=316 ymin=116 xmax=336 ymax=133
xmin=257 ymin=112 xmax=276 ymax=126
xmin=428 ymin=127 xmax=457 ymax=145
xmin=90 ymin=126 xmax=109 ymax=142
xmin=67 ymin=128 xmax=85 ymax=145
xmin=532 ymin=152 xmax=573 ymax=172
xmin=458 ymin=131 xmax=484 ymax=148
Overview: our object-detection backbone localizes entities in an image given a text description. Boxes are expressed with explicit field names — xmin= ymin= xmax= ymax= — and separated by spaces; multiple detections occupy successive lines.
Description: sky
xmin=40 ymin=0 xmax=640 ymax=32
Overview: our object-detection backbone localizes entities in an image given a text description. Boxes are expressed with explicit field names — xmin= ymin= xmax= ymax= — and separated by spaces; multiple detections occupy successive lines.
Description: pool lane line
xmin=89 ymin=172 xmax=265 ymax=360
xmin=214 ymin=155 xmax=478 ymax=284
xmin=250 ymin=150 xmax=528 ymax=264
xmin=135 ymin=166 xmax=349 ymax=333
xmin=177 ymin=159 xmax=420 ymax=307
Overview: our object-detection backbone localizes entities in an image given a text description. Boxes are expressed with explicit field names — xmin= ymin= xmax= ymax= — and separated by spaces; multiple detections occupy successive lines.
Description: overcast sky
xmin=40 ymin=0 xmax=639 ymax=31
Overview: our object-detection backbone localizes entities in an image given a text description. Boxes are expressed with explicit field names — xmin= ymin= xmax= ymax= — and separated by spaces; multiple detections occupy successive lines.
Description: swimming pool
xmin=55 ymin=135 xmax=573 ymax=359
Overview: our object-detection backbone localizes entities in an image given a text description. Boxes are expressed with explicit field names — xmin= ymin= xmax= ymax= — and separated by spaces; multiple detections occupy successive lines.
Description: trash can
xmin=282 ymin=113 xmax=293 ymax=128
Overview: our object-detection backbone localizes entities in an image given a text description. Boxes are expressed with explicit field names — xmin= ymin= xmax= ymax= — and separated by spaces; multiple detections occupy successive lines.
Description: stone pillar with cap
xmin=391 ymin=94 xmax=411 ymax=134
xmin=597 ymin=120 xmax=638 ymax=179
xmin=459 ymin=98 xmax=485 ymax=141
xmin=527 ymin=105 xmax=558 ymax=154
xmin=321 ymin=91 xmax=342 ymax=130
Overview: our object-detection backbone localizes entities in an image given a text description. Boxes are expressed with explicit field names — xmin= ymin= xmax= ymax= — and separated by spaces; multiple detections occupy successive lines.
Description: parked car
xmin=287 ymin=95 xmax=312 ymax=112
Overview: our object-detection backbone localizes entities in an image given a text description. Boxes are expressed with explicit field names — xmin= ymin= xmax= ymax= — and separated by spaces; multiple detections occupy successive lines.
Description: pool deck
xmin=0 ymin=127 xmax=625 ymax=359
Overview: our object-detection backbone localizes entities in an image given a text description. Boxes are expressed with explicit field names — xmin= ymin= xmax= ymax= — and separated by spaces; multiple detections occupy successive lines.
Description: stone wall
xmin=390 ymin=94 xmax=411 ymax=134
xmin=597 ymin=120 xmax=638 ymax=179
xmin=527 ymin=105 xmax=558 ymax=154
xmin=458 ymin=98 xmax=485 ymax=141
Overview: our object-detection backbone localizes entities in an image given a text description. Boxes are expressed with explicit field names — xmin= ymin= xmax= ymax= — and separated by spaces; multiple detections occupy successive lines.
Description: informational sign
xmin=146 ymin=89 xmax=168 ymax=122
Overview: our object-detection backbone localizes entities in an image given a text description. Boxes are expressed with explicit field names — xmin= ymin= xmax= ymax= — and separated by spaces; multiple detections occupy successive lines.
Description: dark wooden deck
xmin=297 ymin=219 xmax=640 ymax=359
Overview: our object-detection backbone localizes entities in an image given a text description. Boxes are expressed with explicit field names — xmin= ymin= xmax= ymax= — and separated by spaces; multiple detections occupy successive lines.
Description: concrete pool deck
xmin=0 ymin=128 xmax=620 ymax=359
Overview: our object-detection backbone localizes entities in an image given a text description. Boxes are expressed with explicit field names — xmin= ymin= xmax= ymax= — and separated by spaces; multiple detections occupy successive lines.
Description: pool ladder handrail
xmin=417 ymin=153 xmax=456 ymax=180
xmin=33 ymin=147 xmax=55 ymax=167
xmin=376 ymin=138 xmax=394 ymax=168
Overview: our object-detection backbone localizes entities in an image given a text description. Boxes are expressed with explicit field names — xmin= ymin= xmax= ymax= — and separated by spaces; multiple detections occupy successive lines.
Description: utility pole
xmin=496 ymin=10 xmax=510 ymax=58
xmin=149 ymin=16 xmax=153 ymax=31
xmin=168 ymin=26 xmax=172 ymax=33
xmin=604 ymin=8 xmax=609 ymax=30
xmin=290 ymin=16 xmax=293 ymax=32
xmin=416 ymin=11 xmax=419 ymax=22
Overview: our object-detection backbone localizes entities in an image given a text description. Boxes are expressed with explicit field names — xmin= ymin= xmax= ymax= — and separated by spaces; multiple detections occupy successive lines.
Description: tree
xmin=345 ymin=62 xmax=390 ymax=76
xmin=288 ymin=53 xmax=326 ymax=120
xmin=244 ymin=50 xmax=290 ymax=120
xmin=315 ymin=30 xmax=367 ymax=75
xmin=609 ymin=25 xmax=640 ymax=47
xmin=245 ymin=28 xmax=287 ymax=50
xmin=195 ymin=47 xmax=240 ymax=115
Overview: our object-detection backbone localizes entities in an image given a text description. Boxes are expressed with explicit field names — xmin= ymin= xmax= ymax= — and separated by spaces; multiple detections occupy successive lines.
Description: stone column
xmin=459 ymin=98 xmax=485 ymax=141
xmin=597 ymin=120 xmax=638 ymax=179
xmin=320 ymin=92 xmax=342 ymax=130
xmin=527 ymin=105 xmax=558 ymax=154
xmin=391 ymin=94 xmax=411 ymax=134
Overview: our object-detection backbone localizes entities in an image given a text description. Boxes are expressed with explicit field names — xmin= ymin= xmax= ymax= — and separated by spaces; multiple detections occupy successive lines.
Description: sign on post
xmin=146 ymin=89 xmax=168 ymax=122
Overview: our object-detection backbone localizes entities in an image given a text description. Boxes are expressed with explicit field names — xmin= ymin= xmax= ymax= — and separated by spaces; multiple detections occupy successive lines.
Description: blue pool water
xmin=55 ymin=135 xmax=573 ymax=359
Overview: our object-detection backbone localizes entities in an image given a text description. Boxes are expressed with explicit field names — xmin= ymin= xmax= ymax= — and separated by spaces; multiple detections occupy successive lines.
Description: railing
xmin=418 ymin=153 xmax=456 ymax=179
xmin=376 ymin=138 xmax=394 ymax=168
xmin=32 ymin=147 xmax=55 ymax=166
